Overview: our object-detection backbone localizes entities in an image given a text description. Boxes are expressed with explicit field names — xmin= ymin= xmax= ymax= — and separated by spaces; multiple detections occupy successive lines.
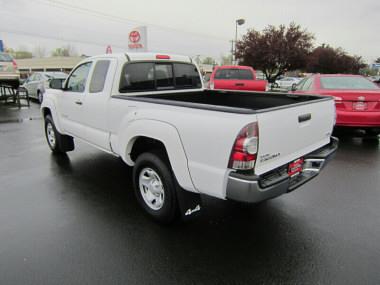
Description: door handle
xmin=235 ymin=83 xmax=245 ymax=86
xmin=298 ymin=113 xmax=311 ymax=123
xmin=75 ymin=100 xmax=83 ymax=105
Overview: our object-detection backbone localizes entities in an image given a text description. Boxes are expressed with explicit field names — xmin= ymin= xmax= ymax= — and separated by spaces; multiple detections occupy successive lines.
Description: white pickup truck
xmin=41 ymin=52 xmax=338 ymax=223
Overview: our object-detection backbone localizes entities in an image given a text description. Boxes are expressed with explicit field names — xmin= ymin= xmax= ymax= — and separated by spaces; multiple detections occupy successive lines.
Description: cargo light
xmin=228 ymin=122 xmax=259 ymax=170
xmin=156 ymin=54 xmax=170 ymax=59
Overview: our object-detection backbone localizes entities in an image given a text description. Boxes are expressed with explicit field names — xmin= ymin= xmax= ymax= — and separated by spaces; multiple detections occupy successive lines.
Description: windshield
xmin=0 ymin=53 xmax=13 ymax=62
xmin=320 ymin=76 xmax=379 ymax=90
xmin=214 ymin=69 xmax=254 ymax=80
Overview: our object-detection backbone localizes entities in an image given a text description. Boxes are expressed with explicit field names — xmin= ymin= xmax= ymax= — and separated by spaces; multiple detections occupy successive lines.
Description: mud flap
xmin=175 ymin=186 xmax=202 ymax=221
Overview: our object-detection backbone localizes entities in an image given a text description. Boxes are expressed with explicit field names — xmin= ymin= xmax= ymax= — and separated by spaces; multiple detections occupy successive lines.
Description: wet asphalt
xmin=0 ymin=104 xmax=380 ymax=284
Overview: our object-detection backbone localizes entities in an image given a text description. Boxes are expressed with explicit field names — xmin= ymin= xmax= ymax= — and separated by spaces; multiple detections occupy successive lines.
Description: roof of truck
xmin=87 ymin=52 xmax=193 ymax=63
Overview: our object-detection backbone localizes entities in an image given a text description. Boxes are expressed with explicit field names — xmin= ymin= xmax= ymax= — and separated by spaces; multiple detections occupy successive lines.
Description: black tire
xmin=37 ymin=90 xmax=43 ymax=104
xmin=366 ymin=128 xmax=380 ymax=137
xmin=44 ymin=115 xmax=74 ymax=153
xmin=133 ymin=152 xmax=178 ymax=224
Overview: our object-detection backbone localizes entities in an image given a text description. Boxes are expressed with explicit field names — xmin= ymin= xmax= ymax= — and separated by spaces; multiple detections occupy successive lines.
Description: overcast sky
xmin=0 ymin=0 xmax=379 ymax=62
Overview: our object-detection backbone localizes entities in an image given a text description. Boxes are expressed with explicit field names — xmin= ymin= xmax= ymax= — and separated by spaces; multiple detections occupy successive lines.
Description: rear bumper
xmin=336 ymin=110 xmax=380 ymax=127
xmin=226 ymin=137 xmax=339 ymax=203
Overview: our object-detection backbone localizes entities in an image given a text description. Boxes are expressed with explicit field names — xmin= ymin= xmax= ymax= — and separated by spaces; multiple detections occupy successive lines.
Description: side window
xmin=66 ymin=62 xmax=92 ymax=93
xmin=89 ymin=60 xmax=111 ymax=93
xmin=35 ymin=74 xmax=42 ymax=81
xmin=155 ymin=63 xmax=174 ymax=89
xmin=119 ymin=63 xmax=155 ymax=92
xmin=173 ymin=63 xmax=201 ymax=88
xmin=301 ymin=77 xmax=313 ymax=91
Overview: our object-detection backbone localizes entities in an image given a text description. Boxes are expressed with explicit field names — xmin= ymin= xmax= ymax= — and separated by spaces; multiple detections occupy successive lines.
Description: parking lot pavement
xmin=0 ymin=101 xmax=41 ymax=123
xmin=0 ymin=119 xmax=379 ymax=285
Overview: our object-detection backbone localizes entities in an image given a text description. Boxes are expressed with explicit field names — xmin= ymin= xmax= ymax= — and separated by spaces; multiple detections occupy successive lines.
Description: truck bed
xmin=119 ymin=90 xmax=329 ymax=114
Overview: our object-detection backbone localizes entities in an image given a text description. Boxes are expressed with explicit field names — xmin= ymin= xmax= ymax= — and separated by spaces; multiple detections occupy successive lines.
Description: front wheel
xmin=44 ymin=115 xmax=74 ymax=153
xmin=133 ymin=152 xmax=178 ymax=224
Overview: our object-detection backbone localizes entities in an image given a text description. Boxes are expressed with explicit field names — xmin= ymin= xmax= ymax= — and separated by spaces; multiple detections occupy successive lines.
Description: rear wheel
xmin=366 ymin=128 xmax=380 ymax=137
xmin=133 ymin=152 xmax=178 ymax=224
xmin=44 ymin=115 xmax=74 ymax=153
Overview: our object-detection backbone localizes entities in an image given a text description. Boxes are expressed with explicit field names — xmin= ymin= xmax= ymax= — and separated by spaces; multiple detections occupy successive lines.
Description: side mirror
xmin=291 ymin=83 xmax=297 ymax=91
xmin=49 ymin=78 xmax=64 ymax=90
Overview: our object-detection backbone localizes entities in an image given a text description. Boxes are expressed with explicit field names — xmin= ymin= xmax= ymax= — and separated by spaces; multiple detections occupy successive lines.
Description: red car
xmin=291 ymin=74 xmax=380 ymax=135
xmin=208 ymin=65 xmax=267 ymax=91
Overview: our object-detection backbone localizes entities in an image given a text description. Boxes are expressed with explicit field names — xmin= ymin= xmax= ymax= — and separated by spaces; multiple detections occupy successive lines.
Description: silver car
xmin=274 ymin=77 xmax=302 ymax=90
xmin=23 ymin=72 xmax=67 ymax=103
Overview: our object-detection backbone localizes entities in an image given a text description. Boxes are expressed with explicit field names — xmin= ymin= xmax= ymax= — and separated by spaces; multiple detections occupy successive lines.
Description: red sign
xmin=129 ymin=31 xmax=141 ymax=43
xmin=106 ymin=45 xmax=112 ymax=54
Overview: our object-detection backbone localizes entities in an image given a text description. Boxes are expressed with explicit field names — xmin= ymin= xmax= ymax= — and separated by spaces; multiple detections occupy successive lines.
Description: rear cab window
xmin=214 ymin=69 xmax=254 ymax=80
xmin=119 ymin=62 xmax=201 ymax=93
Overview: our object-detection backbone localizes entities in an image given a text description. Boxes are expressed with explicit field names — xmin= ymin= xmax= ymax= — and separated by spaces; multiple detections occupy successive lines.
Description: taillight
xmin=12 ymin=59 xmax=18 ymax=70
xmin=333 ymin=96 xmax=342 ymax=104
xmin=228 ymin=122 xmax=259 ymax=170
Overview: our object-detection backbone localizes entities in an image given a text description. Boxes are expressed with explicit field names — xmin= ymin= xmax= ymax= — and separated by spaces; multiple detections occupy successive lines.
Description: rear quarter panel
xmin=109 ymin=98 xmax=258 ymax=199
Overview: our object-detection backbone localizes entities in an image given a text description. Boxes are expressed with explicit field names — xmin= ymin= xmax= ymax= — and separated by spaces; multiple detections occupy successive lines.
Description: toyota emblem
xmin=129 ymin=31 xmax=141 ymax=43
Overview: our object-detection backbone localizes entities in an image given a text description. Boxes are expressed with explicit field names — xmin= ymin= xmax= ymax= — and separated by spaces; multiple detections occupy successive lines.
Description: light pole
xmin=234 ymin=18 xmax=245 ymax=65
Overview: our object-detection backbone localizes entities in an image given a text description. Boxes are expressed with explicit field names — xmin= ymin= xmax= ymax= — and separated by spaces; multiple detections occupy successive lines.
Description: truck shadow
xmin=49 ymin=151 xmax=319 ymax=283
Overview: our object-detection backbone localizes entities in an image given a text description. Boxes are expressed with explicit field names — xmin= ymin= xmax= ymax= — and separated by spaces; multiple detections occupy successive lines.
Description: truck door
xmin=82 ymin=58 xmax=115 ymax=151
xmin=58 ymin=61 xmax=92 ymax=139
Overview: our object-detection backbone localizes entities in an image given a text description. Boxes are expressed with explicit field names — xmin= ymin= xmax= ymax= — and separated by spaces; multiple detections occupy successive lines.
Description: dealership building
xmin=15 ymin=56 xmax=85 ymax=78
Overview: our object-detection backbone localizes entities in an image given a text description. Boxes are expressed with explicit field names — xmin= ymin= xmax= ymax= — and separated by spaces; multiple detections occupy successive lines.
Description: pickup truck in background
xmin=42 ymin=52 xmax=338 ymax=223
xmin=208 ymin=65 xmax=268 ymax=91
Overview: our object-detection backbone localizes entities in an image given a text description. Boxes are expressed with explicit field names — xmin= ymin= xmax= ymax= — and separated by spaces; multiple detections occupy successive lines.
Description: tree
xmin=202 ymin=57 xmax=216 ymax=65
xmin=235 ymin=23 xmax=314 ymax=82
xmin=306 ymin=45 xmax=366 ymax=74
xmin=5 ymin=47 xmax=32 ymax=59
xmin=51 ymin=45 xmax=77 ymax=57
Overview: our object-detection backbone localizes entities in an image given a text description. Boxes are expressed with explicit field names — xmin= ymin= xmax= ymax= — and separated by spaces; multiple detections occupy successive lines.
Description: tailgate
xmin=240 ymin=80 xmax=267 ymax=91
xmin=214 ymin=79 xmax=267 ymax=91
xmin=254 ymin=99 xmax=335 ymax=175
xmin=214 ymin=79 xmax=238 ymax=90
